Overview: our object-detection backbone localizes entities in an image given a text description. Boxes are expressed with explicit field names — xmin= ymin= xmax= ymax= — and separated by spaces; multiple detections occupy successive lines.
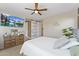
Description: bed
xmin=20 ymin=37 xmax=74 ymax=56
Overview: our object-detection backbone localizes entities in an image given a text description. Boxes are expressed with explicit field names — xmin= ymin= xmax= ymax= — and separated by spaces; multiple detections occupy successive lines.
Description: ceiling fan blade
xmin=31 ymin=12 xmax=35 ymax=15
xmin=38 ymin=12 xmax=42 ymax=15
xmin=25 ymin=8 xmax=34 ymax=11
xmin=35 ymin=3 xmax=38 ymax=9
xmin=38 ymin=9 xmax=47 ymax=11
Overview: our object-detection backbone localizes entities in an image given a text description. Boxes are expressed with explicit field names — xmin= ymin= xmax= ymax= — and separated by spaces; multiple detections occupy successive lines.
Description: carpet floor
xmin=0 ymin=45 xmax=22 ymax=56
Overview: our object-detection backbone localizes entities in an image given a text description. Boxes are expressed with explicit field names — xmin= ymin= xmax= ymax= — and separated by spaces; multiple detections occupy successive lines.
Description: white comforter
xmin=20 ymin=37 xmax=71 ymax=56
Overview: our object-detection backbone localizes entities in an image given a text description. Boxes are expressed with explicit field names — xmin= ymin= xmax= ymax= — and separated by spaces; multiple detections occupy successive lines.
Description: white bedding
xmin=20 ymin=37 xmax=71 ymax=56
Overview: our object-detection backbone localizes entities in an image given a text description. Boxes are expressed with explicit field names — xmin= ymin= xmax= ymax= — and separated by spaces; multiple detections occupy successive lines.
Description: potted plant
xmin=63 ymin=27 xmax=73 ymax=39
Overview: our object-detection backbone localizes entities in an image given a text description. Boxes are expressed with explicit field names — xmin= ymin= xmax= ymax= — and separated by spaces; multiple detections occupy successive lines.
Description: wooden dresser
xmin=16 ymin=34 xmax=24 ymax=45
xmin=4 ymin=34 xmax=24 ymax=49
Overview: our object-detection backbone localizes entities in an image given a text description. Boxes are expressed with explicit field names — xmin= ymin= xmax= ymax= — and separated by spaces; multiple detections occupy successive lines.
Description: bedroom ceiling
xmin=0 ymin=3 xmax=79 ymax=20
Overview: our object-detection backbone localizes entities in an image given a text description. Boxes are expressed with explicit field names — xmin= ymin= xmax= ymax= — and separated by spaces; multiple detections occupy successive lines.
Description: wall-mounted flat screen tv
xmin=0 ymin=13 xmax=24 ymax=27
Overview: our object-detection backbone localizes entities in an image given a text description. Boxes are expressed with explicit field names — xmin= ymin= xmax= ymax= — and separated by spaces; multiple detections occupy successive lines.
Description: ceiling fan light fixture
xmin=25 ymin=3 xmax=47 ymax=15
xmin=35 ymin=10 xmax=38 ymax=14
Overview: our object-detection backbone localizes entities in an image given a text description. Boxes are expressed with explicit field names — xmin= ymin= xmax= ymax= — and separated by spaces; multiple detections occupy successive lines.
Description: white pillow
xmin=53 ymin=38 xmax=70 ymax=49
xmin=69 ymin=38 xmax=77 ymax=42
xmin=60 ymin=40 xmax=79 ymax=49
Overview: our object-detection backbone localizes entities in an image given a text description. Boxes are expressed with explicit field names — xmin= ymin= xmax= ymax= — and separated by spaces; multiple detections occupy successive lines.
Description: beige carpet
xmin=0 ymin=45 xmax=22 ymax=56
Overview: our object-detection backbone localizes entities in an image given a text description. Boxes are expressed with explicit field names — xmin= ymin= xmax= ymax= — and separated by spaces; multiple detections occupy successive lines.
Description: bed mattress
xmin=20 ymin=37 xmax=71 ymax=56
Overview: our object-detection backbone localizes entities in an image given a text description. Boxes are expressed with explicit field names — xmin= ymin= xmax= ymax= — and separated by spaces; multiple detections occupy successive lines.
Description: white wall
xmin=43 ymin=10 xmax=77 ymax=38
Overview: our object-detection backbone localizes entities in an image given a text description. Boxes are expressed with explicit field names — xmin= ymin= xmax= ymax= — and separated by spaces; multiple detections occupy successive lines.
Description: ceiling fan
xmin=25 ymin=3 xmax=47 ymax=15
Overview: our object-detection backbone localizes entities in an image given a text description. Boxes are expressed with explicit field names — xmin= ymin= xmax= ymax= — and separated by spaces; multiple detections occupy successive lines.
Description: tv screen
xmin=0 ymin=13 xmax=24 ymax=27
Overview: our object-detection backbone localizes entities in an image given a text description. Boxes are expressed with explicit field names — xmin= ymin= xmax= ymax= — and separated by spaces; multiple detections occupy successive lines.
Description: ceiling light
xmin=35 ymin=10 xmax=38 ymax=13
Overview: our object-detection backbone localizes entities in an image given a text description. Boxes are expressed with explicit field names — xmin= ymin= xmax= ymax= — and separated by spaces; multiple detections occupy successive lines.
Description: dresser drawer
xmin=16 ymin=40 xmax=24 ymax=45
xmin=4 ymin=40 xmax=11 ymax=44
xmin=4 ymin=43 xmax=12 ymax=48
xmin=11 ymin=39 xmax=16 ymax=46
